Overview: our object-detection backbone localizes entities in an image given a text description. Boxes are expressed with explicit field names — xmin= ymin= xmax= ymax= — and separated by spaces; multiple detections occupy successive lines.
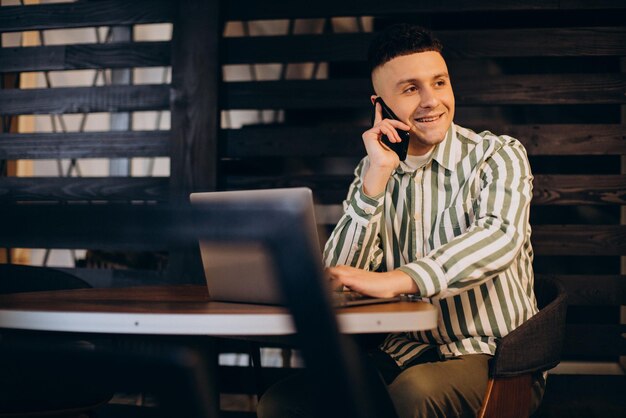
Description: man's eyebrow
xmin=395 ymin=73 xmax=450 ymax=87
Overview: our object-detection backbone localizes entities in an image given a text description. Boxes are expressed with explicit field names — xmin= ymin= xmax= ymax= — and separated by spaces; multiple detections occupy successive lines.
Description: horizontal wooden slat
xmin=223 ymin=174 xmax=626 ymax=206
xmin=0 ymin=177 xmax=169 ymax=202
xmin=0 ymin=0 xmax=174 ymax=33
xmin=3 ymin=81 xmax=624 ymax=116
xmin=224 ymin=175 xmax=351 ymax=204
xmin=222 ymin=126 xmax=363 ymax=157
xmin=222 ymin=74 xmax=626 ymax=109
xmin=224 ymin=27 xmax=626 ymax=64
xmin=7 ymin=28 xmax=621 ymax=73
xmin=0 ymin=131 xmax=170 ymax=160
xmin=537 ymin=275 xmax=625 ymax=306
xmin=441 ymin=26 xmax=626 ymax=58
xmin=222 ymin=124 xmax=626 ymax=157
xmin=0 ymin=42 xmax=170 ymax=73
xmin=562 ymin=324 xmax=626 ymax=358
xmin=224 ymin=0 xmax=626 ymax=20
xmin=531 ymin=175 xmax=626 ymax=205
xmin=0 ymin=203 xmax=174 ymax=251
xmin=532 ymin=225 xmax=626 ymax=256
xmin=0 ymin=84 xmax=170 ymax=116
xmin=503 ymin=125 xmax=626 ymax=156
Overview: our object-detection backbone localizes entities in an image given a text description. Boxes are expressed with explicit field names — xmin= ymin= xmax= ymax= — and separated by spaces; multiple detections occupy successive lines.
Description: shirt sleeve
xmin=322 ymin=157 xmax=385 ymax=270
xmin=398 ymin=138 xmax=534 ymax=298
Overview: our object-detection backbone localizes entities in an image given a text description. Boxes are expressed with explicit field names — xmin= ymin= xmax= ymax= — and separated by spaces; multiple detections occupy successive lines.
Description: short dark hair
xmin=367 ymin=24 xmax=443 ymax=74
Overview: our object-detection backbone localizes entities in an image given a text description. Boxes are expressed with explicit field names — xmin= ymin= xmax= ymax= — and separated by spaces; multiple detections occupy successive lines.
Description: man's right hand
xmin=361 ymin=101 xmax=411 ymax=196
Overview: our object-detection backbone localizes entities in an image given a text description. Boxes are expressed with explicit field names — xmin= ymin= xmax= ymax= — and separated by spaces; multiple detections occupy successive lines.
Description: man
xmin=258 ymin=24 xmax=540 ymax=418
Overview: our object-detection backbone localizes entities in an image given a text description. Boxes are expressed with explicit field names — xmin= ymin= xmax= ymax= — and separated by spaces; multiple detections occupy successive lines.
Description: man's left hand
xmin=325 ymin=265 xmax=418 ymax=298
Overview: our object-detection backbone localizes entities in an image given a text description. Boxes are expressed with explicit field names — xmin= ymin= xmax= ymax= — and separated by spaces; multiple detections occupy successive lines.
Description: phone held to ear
xmin=372 ymin=97 xmax=410 ymax=161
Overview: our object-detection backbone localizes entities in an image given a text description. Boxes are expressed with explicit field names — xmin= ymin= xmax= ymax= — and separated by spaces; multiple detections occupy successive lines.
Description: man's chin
xmin=411 ymin=131 xmax=447 ymax=147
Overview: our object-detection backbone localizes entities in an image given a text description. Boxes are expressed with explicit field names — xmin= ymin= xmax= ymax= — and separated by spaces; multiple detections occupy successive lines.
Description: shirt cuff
xmin=398 ymin=258 xmax=448 ymax=298
xmin=346 ymin=186 xmax=384 ymax=223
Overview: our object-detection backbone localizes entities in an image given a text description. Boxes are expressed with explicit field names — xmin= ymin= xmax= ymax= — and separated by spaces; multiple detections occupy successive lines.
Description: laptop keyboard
xmin=333 ymin=291 xmax=369 ymax=302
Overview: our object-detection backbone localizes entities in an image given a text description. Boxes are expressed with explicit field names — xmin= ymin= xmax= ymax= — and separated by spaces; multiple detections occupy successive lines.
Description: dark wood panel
xmin=0 ymin=203 xmax=174 ymax=251
xmin=168 ymin=0 xmax=221 ymax=282
xmin=223 ymin=174 xmax=626 ymax=206
xmin=0 ymin=131 xmax=170 ymax=159
xmin=531 ymin=175 xmax=626 ymax=205
xmin=222 ymin=74 xmax=626 ymax=109
xmin=170 ymin=1 xmax=220 ymax=196
xmin=222 ymin=126 xmax=365 ymax=158
xmin=457 ymin=73 xmax=626 ymax=105
xmin=224 ymin=175 xmax=352 ymax=204
xmin=0 ymin=0 xmax=174 ymax=32
xmin=537 ymin=275 xmax=625 ymax=306
xmin=222 ymin=124 xmax=626 ymax=157
xmin=532 ymin=225 xmax=626 ymax=256
xmin=562 ymin=324 xmax=626 ymax=358
xmin=224 ymin=0 xmax=626 ymax=20
xmin=224 ymin=27 xmax=626 ymax=64
xmin=441 ymin=26 xmax=626 ymax=58
xmin=0 ymin=42 xmax=170 ymax=73
xmin=0 ymin=177 xmax=168 ymax=202
xmin=506 ymin=125 xmax=626 ymax=156
xmin=0 ymin=84 xmax=170 ymax=116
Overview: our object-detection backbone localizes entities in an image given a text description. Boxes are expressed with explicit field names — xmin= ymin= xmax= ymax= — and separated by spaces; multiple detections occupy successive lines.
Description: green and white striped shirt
xmin=323 ymin=123 xmax=538 ymax=367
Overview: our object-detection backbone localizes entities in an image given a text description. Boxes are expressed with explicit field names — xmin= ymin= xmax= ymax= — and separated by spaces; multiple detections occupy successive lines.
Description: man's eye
xmin=403 ymin=86 xmax=417 ymax=93
xmin=435 ymin=80 xmax=446 ymax=87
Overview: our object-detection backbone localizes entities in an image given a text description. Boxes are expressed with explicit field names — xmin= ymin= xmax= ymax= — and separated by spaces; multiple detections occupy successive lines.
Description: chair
xmin=0 ymin=264 xmax=91 ymax=295
xmin=0 ymin=342 xmax=216 ymax=418
xmin=478 ymin=277 xmax=568 ymax=418
xmin=0 ymin=264 xmax=113 ymax=417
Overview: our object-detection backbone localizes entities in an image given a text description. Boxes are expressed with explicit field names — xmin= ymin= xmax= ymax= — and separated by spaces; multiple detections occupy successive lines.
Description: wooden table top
xmin=0 ymin=285 xmax=438 ymax=336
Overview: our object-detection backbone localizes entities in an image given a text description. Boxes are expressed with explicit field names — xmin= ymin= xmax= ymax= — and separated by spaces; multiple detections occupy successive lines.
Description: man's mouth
xmin=414 ymin=113 xmax=443 ymax=123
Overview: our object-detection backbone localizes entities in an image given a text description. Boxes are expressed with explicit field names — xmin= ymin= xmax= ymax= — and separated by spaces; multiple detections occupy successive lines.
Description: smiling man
xmin=258 ymin=24 xmax=541 ymax=418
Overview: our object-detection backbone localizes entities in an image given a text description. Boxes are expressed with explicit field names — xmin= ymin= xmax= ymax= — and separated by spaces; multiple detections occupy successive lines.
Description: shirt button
xmin=364 ymin=207 xmax=374 ymax=215
xmin=351 ymin=244 xmax=359 ymax=251
xmin=414 ymin=212 xmax=421 ymax=221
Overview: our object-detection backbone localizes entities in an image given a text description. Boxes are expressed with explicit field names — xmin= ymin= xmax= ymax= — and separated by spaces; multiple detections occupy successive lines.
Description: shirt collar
xmin=394 ymin=123 xmax=459 ymax=175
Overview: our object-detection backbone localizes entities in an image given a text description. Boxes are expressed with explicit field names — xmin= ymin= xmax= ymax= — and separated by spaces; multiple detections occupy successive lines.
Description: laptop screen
xmin=190 ymin=188 xmax=321 ymax=305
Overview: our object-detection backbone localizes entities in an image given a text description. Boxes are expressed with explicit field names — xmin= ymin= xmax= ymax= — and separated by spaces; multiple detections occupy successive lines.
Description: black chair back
xmin=490 ymin=277 xmax=568 ymax=377
xmin=0 ymin=264 xmax=90 ymax=294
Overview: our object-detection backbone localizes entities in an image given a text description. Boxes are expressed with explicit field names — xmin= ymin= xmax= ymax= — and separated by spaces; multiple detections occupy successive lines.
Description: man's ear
xmin=370 ymin=95 xmax=378 ymax=105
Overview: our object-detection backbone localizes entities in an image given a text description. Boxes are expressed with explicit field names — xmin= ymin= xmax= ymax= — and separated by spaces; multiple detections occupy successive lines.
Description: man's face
xmin=371 ymin=51 xmax=455 ymax=155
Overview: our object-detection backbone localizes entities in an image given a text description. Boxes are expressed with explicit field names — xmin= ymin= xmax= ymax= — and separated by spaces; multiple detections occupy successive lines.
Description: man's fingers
xmin=388 ymin=119 xmax=411 ymax=131
xmin=373 ymin=101 xmax=383 ymax=125
xmin=380 ymin=123 xmax=402 ymax=143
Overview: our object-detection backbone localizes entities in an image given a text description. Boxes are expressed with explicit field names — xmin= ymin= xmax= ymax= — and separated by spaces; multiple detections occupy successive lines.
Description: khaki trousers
xmin=257 ymin=353 xmax=492 ymax=418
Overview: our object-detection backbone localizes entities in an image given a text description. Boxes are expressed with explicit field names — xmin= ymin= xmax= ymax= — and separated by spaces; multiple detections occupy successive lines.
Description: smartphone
xmin=371 ymin=97 xmax=410 ymax=161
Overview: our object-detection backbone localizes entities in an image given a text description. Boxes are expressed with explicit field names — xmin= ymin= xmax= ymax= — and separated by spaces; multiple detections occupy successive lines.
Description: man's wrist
xmin=386 ymin=269 xmax=419 ymax=296
xmin=363 ymin=165 xmax=394 ymax=197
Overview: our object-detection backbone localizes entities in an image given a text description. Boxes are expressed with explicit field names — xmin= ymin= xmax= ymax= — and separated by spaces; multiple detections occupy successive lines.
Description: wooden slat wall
xmin=0 ymin=0 xmax=217 ymax=283
xmin=0 ymin=0 xmax=175 ymax=204
xmin=215 ymin=0 xmax=626 ymax=368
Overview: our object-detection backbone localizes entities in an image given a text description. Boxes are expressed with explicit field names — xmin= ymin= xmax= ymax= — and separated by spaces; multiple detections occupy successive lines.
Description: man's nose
xmin=420 ymin=87 xmax=439 ymax=108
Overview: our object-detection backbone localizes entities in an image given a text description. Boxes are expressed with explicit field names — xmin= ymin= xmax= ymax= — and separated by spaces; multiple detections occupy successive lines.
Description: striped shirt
xmin=323 ymin=123 xmax=538 ymax=367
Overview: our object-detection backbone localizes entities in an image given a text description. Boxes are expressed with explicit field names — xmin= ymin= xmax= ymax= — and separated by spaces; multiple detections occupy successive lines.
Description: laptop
xmin=190 ymin=188 xmax=402 ymax=307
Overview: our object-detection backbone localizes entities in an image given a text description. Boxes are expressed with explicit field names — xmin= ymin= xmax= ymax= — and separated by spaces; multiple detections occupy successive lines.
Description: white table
xmin=0 ymin=284 xmax=438 ymax=335
xmin=0 ymin=284 xmax=438 ymax=417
